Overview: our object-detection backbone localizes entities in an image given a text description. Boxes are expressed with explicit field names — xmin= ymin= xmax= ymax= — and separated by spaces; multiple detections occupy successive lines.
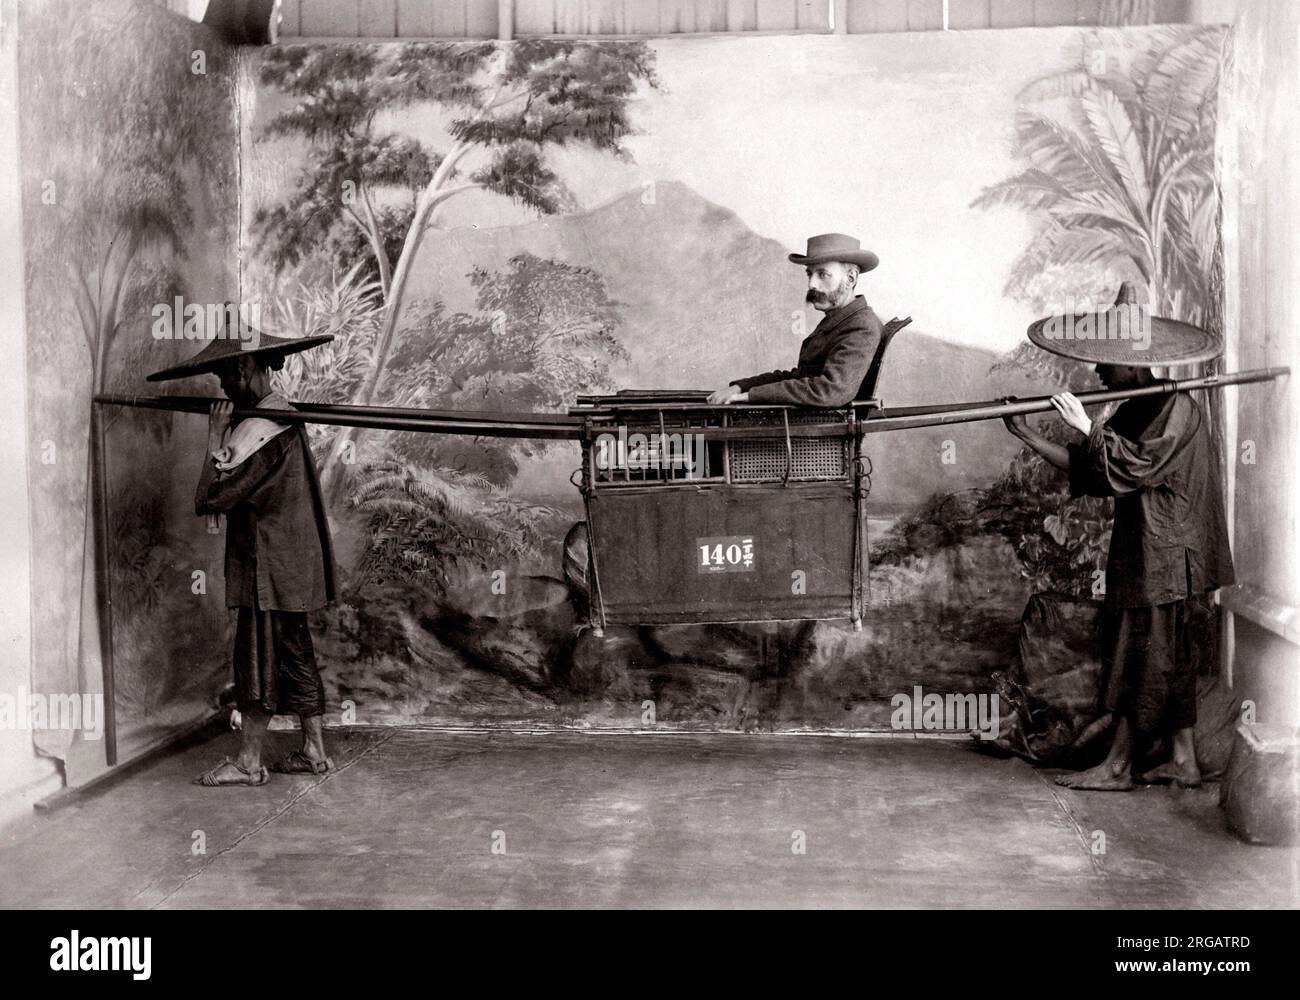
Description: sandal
xmin=270 ymin=750 xmax=335 ymax=775
xmin=193 ymin=757 xmax=269 ymax=787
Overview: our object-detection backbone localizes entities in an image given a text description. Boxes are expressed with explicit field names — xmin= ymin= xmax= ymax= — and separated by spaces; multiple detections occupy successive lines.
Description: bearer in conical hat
xmin=148 ymin=311 xmax=338 ymax=786
xmin=1003 ymin=284 xmax=1234 ymax=790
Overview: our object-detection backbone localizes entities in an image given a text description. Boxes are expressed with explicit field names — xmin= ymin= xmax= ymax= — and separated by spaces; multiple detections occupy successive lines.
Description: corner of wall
xmin=0 ymin=0 xmax=64 ymax=829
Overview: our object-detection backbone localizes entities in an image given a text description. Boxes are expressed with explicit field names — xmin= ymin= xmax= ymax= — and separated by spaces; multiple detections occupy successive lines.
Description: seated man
xmin=708 ymin=233 xmax=883 ymax=407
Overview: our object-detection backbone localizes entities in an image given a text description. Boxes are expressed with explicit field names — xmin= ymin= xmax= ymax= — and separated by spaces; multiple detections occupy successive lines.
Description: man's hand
xmin=1002 ymin=412 xmax=1029 ymax=437
xmin=1002 ymin=395 xmax=1073 ymax=472
xmin=208 ymin=400 xmax=233 ymax=453
xmin=707 ymin=385 xmax=747 ymax=405
xmin=1000 ymin=397 xmax=1028 ymax=438
xmin=1050 ymin=392 xmax=1092 ymax=434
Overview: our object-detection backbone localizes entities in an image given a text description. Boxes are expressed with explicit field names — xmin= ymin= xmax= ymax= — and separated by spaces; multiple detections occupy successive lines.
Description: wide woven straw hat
xmin=1027 ymin=283 xmax=1221 ymax=367
xmin=147 ymin=311 xmax=332 ymax=382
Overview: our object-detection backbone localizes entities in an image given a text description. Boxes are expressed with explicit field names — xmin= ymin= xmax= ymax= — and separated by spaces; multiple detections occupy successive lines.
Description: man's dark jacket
xmin=732 ymin=295 xmax=883 ymax=407
xmin=1068 ymin=392 xmax=1234 ymax=608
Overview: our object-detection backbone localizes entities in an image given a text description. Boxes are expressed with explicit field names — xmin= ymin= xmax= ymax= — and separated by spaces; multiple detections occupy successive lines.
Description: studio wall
xmin=1216 ymin=0 xmax=1300 ymax=727
xmin=18 ymin=0 xmax=239 ymax=782
xmin=0 ymin=0 xmax=57 ymax=828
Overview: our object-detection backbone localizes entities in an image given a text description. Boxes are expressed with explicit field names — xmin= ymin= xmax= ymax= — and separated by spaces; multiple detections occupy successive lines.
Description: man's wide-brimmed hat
xmin=788 ymin=233 xmax=879 ymax=272
xmin=1027 ymin=282 xmax=1222 ymax=368
xmin=146 ymin=312 xmax=333 ymax=383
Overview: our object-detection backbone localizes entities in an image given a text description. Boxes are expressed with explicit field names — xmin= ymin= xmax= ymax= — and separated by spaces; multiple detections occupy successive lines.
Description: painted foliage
xmin=232 ymin=25 xmax=1228 ymax=731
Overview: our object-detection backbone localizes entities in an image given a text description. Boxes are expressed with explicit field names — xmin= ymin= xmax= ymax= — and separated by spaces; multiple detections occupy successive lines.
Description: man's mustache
xmin=806 ymin=290 xmax=829 ymax=303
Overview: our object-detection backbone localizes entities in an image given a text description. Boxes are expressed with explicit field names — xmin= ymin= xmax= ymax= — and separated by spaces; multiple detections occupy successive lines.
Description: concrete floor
xmin=0 ymin=727 xmax=1296 ymax=908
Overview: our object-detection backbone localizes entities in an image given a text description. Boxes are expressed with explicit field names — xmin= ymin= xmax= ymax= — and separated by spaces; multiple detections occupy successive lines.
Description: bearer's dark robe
xmin=732 ymin=295 xmax=883 ymax=407
xmin=1067 ymin=391 xmax=1234 ymax=609
xmin=1067 ymin=390 xmax=1235 ymax=735
xmin=194 ymin=425 xmax=336 ymax=612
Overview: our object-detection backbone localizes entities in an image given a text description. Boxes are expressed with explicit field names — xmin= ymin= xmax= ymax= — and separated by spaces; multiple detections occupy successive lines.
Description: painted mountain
xmin=402 ymin=181 xmax=1046 ymax=508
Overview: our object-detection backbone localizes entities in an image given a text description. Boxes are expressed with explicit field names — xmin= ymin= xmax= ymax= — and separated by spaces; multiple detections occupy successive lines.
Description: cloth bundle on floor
xmin=988 ymin=592 xmax=1237 ymax=774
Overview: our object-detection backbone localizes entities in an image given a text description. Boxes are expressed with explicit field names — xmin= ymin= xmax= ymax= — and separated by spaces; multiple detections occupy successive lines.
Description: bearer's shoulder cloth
xmin=212 ymin=392 xmax=296 ymax=472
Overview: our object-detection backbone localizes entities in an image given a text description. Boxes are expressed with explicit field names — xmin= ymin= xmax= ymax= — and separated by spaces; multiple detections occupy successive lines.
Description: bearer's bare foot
xmin=269 ymin=749 xmax=335 ymax=775
xmin=1055 ymin=758 xmax=1133 ymax=791
xmin=1137 ymin=757 xmax=1202 ymax=788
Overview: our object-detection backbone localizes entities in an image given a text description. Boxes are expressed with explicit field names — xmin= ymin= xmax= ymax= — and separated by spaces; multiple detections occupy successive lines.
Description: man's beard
xmin=805 ymin=276 xmax=856 ymax=310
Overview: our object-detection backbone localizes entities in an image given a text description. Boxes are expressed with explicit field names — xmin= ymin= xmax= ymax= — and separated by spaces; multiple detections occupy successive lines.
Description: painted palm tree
xmin=974 ymin=26 xmax=1229 ymax=598
xmin=974 ymin=26 xmax=1226 ymax=336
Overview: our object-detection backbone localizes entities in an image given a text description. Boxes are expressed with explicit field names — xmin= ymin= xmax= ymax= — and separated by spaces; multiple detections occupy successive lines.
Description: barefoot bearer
xmin=1002 ymin=285 xmax=1234 ymax=791
xmin=147 ymin=315 xmax=337 ymax=786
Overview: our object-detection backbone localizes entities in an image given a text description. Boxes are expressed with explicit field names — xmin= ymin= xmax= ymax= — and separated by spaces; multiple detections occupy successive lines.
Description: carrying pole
xmin=93 ymin=393 xmax=584 ymax=440
xmin=860 ymin=367 xmax=1289 ymax=434
xmin=95 ymin=367 xmax=1288 ymax=441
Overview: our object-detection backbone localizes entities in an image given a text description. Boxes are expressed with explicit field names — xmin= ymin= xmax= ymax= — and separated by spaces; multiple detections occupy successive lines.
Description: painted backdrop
xmin=229 ymin=24 xmax=1227 ymax=731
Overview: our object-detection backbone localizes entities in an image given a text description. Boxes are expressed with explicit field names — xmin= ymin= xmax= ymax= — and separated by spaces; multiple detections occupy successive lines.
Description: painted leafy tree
xmin=251 ymin=39 xmax=658 ymax=495
xmin=383 ymin=254 xmax=626 ymax=428
xmin=349 ymin=253 xmax=627 ymax=589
